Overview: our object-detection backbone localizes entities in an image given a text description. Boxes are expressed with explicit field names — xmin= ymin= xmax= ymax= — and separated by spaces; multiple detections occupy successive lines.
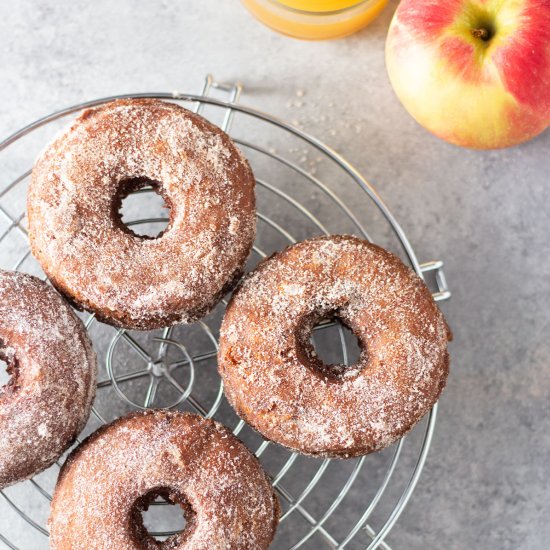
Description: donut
xmin=218 ymin=235 xmax=451 ymax=458
xmin=49 ymin=410 xmax=279 ymax=550
xmin=0 ymin=270 xmax=96 ymax=489
xmin=28 ymin=98 xmax=256 ymax=330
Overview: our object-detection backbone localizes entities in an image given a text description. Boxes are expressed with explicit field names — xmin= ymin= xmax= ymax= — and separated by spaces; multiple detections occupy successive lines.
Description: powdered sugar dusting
xmin=219 ymin=235 xmax=451 ymax=458
xmin=49 ymin=411 xmax=279 ymax=550
xmin=28 ymin=99 xmax=256 ymax=330
xmin=0 ymin=270 xmax=97 ymax=489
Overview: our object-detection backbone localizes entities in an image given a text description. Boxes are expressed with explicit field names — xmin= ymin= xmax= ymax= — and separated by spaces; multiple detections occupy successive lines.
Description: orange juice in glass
xmin=241 ymin=0 xmax=389 ymax=40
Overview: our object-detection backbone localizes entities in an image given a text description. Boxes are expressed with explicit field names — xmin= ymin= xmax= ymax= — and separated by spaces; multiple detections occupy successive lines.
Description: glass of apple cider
xmin=241 ymin=0 xmax=389 ymax=40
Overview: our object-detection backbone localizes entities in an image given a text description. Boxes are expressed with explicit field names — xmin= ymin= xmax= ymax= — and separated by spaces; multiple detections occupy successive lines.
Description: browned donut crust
xmin=49 ymin=410 xmax=279 ymax=550
xmin=218 ymin=235 xmax=451 ymax=458
xmin=28 ymin=99 xmax=256 ymax=330
xmin=0 ymin=270 xmax=96 ymax=489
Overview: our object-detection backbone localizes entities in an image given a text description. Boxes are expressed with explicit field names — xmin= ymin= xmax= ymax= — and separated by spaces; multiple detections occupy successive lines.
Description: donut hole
xmin=115 ymin=177 xmax=172 ymax=239
xmin=0 ymin=347 xmax=18 ymax=394
xmin=131 ymin=487 xmax=193 ymax=547
xmin=298 ymin=311 xmax=366 ymax=379
xmin=0 ymin=357 xmax=9 ymax=389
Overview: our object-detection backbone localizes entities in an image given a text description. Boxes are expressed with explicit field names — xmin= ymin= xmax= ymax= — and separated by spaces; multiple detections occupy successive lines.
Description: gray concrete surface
xmin=1 ymin=1 xmax=549 ymax=549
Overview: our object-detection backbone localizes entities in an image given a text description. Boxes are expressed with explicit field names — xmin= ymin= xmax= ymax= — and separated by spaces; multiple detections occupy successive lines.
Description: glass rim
xmin=267 ymin=0 xmax=375 ymax=16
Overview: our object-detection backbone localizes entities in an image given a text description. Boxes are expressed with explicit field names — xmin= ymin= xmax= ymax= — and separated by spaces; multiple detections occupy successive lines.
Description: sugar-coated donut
xmin=28 ymin=98 xmax=256 ymax=330
xmin=0 ymin=270 xmax=96 ymax=489
xmin=218 ymin=235 xmax=451 ymax=458
xmin=49 ymin=410 xmax=279 ymax=550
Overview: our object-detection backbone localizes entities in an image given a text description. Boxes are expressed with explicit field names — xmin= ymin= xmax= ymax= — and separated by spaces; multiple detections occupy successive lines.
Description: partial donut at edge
xmin=49 ymin=410 xmax=280 ymax=550
xmin=0 ymin=270 xmax=97 ymax=489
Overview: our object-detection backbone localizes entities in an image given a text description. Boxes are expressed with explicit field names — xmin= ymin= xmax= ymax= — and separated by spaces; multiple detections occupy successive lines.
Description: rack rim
xmin=0 ymin=77 xmax=449 ymax=549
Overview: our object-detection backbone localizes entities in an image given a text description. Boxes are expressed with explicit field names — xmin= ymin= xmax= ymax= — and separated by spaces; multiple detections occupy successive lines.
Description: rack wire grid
xmin=0 ymin=75 xmax=451 ymax=550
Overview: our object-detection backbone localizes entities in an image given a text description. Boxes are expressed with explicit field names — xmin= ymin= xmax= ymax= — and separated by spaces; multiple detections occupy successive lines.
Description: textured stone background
xmin=1 ymin=1 xmax=549 ymax=549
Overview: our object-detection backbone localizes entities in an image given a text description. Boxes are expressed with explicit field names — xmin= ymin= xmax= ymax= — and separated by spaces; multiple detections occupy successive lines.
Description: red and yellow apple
xmin=385 ymin=0 xmax=550 ymax=149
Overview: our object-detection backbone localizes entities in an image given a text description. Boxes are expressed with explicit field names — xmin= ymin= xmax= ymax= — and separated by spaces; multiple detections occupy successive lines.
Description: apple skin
xmin=385 ymin=0 xmax=550 ymax=149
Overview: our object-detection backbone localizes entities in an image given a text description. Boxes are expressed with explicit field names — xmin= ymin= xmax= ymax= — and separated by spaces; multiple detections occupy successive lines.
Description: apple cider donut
xmin=218 ymin=235 xmax=451 ymax=458
xmin=49 ymin=410 xmax=279 ymax=550
xmin=0 ymin=270 xmax=96 ymax=489
xmin=28 ymin=98 xmax=256 ymax=330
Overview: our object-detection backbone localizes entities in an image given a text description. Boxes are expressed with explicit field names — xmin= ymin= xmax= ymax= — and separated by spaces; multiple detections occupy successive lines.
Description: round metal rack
xmin=0 ymin=75 xmax=450 ymax=550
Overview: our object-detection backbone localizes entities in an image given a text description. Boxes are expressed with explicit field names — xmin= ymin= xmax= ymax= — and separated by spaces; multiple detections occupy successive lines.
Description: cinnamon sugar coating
xmin=0 ymin=270 xmax=97 ymax=489
xmin=49 ymin=411 xmax=279 ymax=550
xmin=218 ymin=235 xmax=451 ymax=458
xmin=28 ymin=99 xmax=256 ymax=330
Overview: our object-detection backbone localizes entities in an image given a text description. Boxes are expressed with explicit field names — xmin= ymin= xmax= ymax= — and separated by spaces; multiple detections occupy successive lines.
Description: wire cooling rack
xmin=0 ymin=75 xmax=451 ymax=549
